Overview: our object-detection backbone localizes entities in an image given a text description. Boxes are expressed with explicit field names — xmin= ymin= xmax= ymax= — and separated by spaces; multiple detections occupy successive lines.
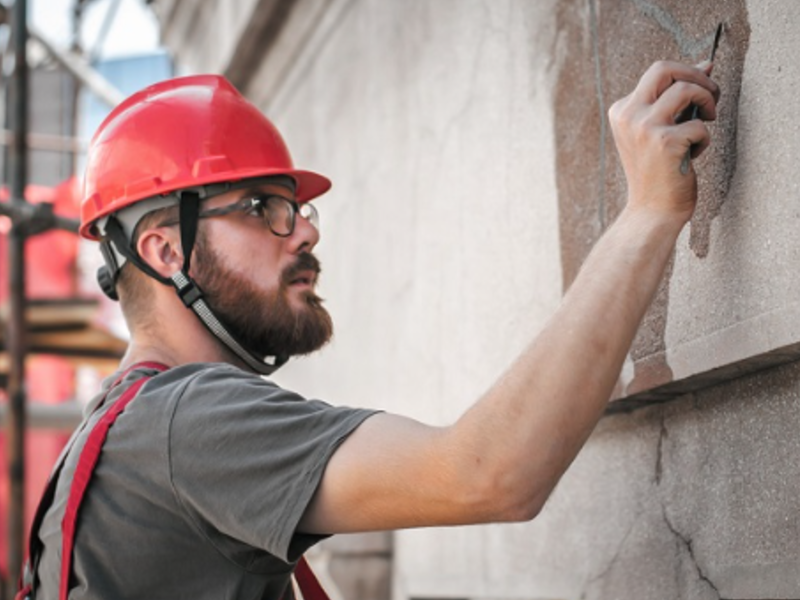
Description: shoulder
xmin=118 ymin=361 xmax=377 ymax=458
xmin=152 ymin=362 xmax=372 ymax=430
xmin=134 ymin=362 xmax=307 ymax=408
xmin=145 ymin=362 xmax=282 ymax=390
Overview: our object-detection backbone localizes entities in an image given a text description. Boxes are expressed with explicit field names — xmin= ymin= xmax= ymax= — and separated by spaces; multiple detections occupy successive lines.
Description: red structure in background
xmin=0 ymin=177 xmax=82 ymax=579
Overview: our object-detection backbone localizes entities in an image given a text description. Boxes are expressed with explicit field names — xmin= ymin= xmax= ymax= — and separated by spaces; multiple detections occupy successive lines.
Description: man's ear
xmin=136 ymin=227 xmax=184 ymax=279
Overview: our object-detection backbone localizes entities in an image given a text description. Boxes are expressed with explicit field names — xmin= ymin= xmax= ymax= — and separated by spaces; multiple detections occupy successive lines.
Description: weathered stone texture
xmin=555 ymin=0 xmax=753 ymax=403
xmin=397 ymin=360 xmax=800 ymax=599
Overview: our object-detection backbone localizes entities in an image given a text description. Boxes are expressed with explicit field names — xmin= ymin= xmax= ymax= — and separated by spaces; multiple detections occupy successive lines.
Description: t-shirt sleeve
xmin=167 ymin=365 xmax=378 ymax=563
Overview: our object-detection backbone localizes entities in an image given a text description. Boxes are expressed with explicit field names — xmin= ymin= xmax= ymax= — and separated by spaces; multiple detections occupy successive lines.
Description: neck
xmin=120 ymin=319 xmax=268 ymax=375
xmin=118 ymin=282 xmax=273 ymax=374
xmin=118 ymin=341 xmax=182 ymax=371
xmin=119 ymin=303 xmax=241 ymax=372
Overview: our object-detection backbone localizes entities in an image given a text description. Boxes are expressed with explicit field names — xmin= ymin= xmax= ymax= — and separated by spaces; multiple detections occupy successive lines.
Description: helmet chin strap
xmin=169 ymin=271 xmax=289 ymax=375
xmin=171 ymin=191 xmax=289 ymax=375
xmin=97 ymin=187 xmax=290 ymax=376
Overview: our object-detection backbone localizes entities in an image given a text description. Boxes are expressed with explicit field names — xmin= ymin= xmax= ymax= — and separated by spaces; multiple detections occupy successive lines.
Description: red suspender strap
xmin=293 ymin=557 xmax=330 ymax=600
xmin=17 ymin=363 xmax=167 ymax=600
xmin=22 ymin=361 xmax=331 ymax=600
xmin=57 ymin=362 xmax=167 ymax=600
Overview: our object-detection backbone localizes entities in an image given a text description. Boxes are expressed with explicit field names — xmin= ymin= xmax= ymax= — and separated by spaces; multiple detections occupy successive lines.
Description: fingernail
xmin=697 ymin=59 xmax=712 ymax=69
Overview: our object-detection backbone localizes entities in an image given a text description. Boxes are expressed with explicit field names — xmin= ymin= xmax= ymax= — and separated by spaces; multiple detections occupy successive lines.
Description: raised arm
xmin=299 ymin=61 xmax=719 ymax=534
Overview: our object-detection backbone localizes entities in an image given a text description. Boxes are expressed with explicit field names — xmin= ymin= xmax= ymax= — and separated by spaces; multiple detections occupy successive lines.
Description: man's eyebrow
xmin=235 ymin=187 xmax=265 ymax=200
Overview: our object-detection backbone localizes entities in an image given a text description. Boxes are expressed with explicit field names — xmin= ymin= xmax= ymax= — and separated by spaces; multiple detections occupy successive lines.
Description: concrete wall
xmin=154 ymin=1 xmax=800 ymax=598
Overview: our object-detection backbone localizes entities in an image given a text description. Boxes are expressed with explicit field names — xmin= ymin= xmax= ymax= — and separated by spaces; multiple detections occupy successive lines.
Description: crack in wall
xmin=661 ymin=499 xmax=721 ymax=598
xmin=579 ymin=513 xmax=639 ymax=599
xmin=655 ymin=414 xmax=667 ymax=485
xmin=657 ymin=415 xmax=720 ymax=596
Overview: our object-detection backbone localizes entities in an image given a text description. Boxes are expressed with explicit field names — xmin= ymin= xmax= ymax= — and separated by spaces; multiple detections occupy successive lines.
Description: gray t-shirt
xmin=34 ymin=363 xmax=377 ymax=600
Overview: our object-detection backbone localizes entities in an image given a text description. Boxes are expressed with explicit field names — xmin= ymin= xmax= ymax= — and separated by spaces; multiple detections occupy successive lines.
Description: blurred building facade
xmin=0 ymin=46 xmax=170 ymax=585
xmin=151 ymin=1 xmax=800 ymax=599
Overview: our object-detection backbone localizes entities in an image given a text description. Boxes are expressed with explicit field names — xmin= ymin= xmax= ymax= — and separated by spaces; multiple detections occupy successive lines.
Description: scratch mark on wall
xmin=631 ymin=0 xmax=717 ymax=59
xmin=629 ymin=0 xmax=752 ymax=259
xmin=554 ymin=0 xmax=751 ymax=403
xmin=589 ymin=0 xmax=607 ymax=229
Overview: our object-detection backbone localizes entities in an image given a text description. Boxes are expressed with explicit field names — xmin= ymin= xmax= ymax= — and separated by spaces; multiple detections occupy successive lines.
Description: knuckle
xmin=672 ymin=80 xmax=692 ymax=96
xmin=608 ymin=98 xmax=633 ymax=131
xmin=607 ymin=100 xmax=623 ymax=123
xmin=651 ymin=60 xmax=671 ymax=75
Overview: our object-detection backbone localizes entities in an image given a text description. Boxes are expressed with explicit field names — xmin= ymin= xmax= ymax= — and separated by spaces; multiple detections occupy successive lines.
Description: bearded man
xmin=20 ymin=59 xmax=718 ymax=600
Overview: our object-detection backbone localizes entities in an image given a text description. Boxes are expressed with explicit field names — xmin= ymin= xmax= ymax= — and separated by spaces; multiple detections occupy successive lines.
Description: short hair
xmin=116 ymin=204 xmax=179 ymax=333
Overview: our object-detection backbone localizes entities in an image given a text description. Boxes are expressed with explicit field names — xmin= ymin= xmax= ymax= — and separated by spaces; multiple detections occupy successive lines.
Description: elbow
xmin=461 ymin=463 xmax=552 ymax=524
xmin=442 ymin=428 xmax=564 ymax=525
xmin=494 ymin=487 xmax=548 ymax=523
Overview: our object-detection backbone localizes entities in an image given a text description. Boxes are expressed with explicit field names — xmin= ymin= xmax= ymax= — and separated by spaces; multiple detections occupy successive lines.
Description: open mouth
xmin=283 ymin=254 xmax=322 ymax=288
xmin=289 ymin=271 xmax=317 ymax=286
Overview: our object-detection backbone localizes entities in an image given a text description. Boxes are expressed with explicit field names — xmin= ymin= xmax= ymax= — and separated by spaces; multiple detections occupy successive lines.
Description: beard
xmin=191 ymin=234 xmax=333 ymax=360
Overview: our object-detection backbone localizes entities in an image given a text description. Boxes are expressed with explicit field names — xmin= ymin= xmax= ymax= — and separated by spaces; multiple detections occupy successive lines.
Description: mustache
xmin=282 ymin=252 xmax=322 ymax=285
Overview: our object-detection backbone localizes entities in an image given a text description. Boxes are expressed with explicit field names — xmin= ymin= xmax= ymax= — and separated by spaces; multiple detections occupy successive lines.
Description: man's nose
xmin=289 ymin=210 xmax=320 ymax=253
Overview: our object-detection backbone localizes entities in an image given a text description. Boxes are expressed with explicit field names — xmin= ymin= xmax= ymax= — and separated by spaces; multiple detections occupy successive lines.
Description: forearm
xmin=449 ymin=205 xmax=686 ymax=521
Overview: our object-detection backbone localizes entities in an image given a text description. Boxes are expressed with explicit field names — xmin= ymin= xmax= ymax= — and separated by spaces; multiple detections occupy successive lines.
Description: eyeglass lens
xmin=263 ymin=196 xmax=319 ymax=236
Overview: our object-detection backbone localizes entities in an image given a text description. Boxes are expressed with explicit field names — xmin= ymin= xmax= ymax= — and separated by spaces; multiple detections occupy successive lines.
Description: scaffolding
xmin=0 ymin=1 xmax=127 ymax=596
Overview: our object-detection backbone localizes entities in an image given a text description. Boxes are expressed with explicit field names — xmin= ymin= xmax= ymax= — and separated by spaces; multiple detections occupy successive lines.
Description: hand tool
xmin=680 ymin=22 xmax=723 ymax=175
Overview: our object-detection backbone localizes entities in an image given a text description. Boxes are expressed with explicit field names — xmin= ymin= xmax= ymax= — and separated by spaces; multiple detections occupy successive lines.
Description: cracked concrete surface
xmin=580 ymin=515 xmax=640 ymax=598
xmin=530 ymin=359 xmax=800 ymax=600
xmin=587 ymin=360 xmax=800 ymax=599
xmin=661 ymin=505 xmax=721 ymax=599
xmin=657 ymin=415 xmax=722 ymax=598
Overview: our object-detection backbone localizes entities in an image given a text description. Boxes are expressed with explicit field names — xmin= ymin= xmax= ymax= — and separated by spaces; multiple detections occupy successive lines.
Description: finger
xmin=697 ymin=59 xmax=713 ymax=76
xmin=634 ymin=61 xmax=720 ymax=104
xmin=674 ymin=103 xmax=697 ymax=125
xmin=674 ymin=119 xmax=712 ymax=159
xmin=695 ymin=60 xmax=721 ymax=101
xmin=655 ymin=82 xmax=717 ymax=124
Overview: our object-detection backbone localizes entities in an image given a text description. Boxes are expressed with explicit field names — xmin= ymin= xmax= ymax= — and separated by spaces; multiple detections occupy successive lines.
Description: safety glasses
xmin=161 ymin=194 xmax=319 ymax=237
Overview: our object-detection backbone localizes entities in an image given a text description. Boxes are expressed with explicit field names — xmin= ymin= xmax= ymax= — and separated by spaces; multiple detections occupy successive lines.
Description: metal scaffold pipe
xmin=6 ymin=0 xmax=29 ymax=594
xmin=28 ymin=22 xmax=124 ymax=108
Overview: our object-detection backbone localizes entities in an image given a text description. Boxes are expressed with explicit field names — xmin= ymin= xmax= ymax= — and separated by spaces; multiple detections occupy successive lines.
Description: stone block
xmin=554 ymin=0 xmax=800 ymax=406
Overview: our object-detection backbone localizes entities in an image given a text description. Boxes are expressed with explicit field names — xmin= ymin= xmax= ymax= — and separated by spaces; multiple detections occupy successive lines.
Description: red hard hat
xmin=79 ymin=74 xmax=331 ymax=240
